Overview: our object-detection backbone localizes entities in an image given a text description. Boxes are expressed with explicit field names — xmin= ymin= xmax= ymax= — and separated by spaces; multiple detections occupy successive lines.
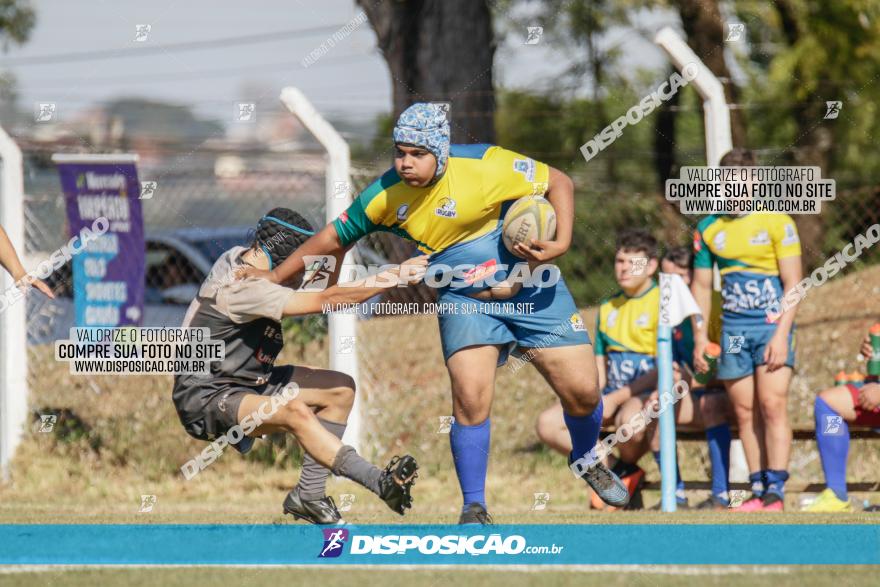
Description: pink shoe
xmin=734 ymin=494 xmax=765 ymax=512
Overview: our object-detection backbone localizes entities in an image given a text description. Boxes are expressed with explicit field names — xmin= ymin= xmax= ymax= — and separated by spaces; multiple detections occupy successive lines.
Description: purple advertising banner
xmin=54 ymin=155 xmax=145 ymax=327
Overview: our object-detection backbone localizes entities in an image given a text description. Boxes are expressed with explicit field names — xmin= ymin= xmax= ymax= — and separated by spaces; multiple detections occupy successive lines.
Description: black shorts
xmin=173 ymin=365 xmax=296 ymax=454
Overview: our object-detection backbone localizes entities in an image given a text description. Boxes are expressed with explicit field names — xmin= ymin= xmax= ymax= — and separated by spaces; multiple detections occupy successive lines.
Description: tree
xmin=502 ymin=0 xmax=629 ymax=186
xmin=0 ymin=1 xmax=35 ymax=127
xmin=356 ymin=0 xmax=496 ymax=143
xmin=671 ymin=0 xmax=747 ymax=147
xmin=0 ymin=71 xmax=19 ymax=123
xmin=736 ymin=0 xmax=880 ymax=267
xmin=0 ymin=0 xmax=35 ymax=48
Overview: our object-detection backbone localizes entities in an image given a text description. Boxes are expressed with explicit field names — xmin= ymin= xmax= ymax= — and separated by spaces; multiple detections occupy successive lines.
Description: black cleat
xmin=283 ymin=490 xmax=345 ymax=525
xmin=458 ymin=502 xmax=494 ymax=525
xmin=378 ymin=455 xmax=419 ymax=515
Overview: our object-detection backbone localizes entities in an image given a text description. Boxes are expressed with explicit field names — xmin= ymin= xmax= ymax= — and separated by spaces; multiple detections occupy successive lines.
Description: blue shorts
xmin=437 ymin=277 xmax=591 ymax=366
xmin=716 ymin=324 xmax=796 ymax=380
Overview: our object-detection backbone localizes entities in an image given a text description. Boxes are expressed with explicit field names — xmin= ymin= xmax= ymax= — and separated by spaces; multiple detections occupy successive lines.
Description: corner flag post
xmin=654 ymin=27 xmax=736 ymax=511
xmin=657 ymin=276 xmax=678 ymax=512
xmin=658 ymin=272 xmax=703 ymax=512
xmin=657 ymin=322 xmax=677 ymax=512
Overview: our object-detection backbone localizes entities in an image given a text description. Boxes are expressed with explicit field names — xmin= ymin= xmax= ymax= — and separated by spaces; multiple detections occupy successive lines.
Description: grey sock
xmin=331 ymin=445 xmax=382 ymax=495
xmin=295 ymin=419 xmax=347 ymax=501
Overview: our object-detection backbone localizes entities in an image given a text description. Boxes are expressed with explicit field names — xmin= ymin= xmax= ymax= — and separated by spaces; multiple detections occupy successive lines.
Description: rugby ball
xmin=502 ymin=196 xmax=556 ymax=258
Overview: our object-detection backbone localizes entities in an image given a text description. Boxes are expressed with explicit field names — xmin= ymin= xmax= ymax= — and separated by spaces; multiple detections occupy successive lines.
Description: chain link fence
xmin=18 ymin=142 xmax=880 ymax=469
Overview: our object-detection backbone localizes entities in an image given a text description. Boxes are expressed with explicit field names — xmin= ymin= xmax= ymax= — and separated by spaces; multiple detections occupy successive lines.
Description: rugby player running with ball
xmin=238 ymin=103 xmax=629 ymax=523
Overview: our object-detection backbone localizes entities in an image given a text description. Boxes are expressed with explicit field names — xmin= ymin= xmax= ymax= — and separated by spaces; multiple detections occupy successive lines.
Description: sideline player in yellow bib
xmin=239 ymin=102 xmax=628 ymax=523
xmin=692 ymin=149 xmax=802 ymax=512
xmin=538 ymin=230 xmax=663 ymax=510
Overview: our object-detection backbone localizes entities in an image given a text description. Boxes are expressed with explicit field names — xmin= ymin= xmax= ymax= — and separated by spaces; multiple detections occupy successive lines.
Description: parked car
xmin=27 ymin=226 xmax=252 ymax=345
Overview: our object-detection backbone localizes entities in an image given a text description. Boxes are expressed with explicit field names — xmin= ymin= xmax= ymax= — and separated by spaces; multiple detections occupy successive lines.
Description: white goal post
xmin=279 ymin=87 xmax=362 ymax=449
xmin=654 ymin=26 xmax=733 ymax=167
xmin=653 ymin=27 xmax=749 ymax=501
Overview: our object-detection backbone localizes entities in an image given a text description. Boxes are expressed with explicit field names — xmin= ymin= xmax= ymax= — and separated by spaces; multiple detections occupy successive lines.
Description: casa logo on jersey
xmin=607 ymin=356 xmax=654 ymax=389
xmin=396 ymin=203 xmax=409 ymax=222
xmin=693 ymin=230 xmax=703 ymax=252
xmin=435 ymin=197 xmax=457 ymax=218
xmin=722 ymin=277 xmax=779 ymax=313
xmin=319 ymin=528 xmax=349 ymax=558
xmin=569 ymin=313 xmax=586 ymax=332
xmin=750 ymin=230 xmax=770 ymax=246
xmin=713 ymin=231 xmax=726 ymax=251
xmin=782 ymin=223 xmax=799 ymax=245
xmin=635 ymin=312 xmax=650 ymax=328
xmin=513 ymin=158 xmax=536 ymax=182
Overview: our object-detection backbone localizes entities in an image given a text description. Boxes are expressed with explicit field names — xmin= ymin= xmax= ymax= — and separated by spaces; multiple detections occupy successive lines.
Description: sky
xmin=1 ymin=0 xmax=671 ymax=130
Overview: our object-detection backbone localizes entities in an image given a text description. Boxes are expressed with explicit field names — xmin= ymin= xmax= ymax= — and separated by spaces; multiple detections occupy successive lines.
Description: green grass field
xmin=0 ymin=566 xmax=877 ymax=587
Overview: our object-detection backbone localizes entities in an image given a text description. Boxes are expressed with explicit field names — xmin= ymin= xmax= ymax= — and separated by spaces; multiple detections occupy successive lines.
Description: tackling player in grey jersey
xmin=172 ymin=207 xmax=427 ymax=524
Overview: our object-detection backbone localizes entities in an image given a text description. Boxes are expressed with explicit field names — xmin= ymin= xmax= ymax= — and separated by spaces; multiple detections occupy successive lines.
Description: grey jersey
xmin=172 ymin=247 xmax=293 ymax=414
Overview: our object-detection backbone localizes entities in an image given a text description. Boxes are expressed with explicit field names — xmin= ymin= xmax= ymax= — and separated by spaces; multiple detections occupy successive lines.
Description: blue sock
xmin=765 ymin=469 xmax=789 ymax=498
xmin=449 ymin=418 xmax=491 ymax=510
xmin=815 ymin=396 xmax=850 ymax=500
xmin=563 ymin=401 xmax=603 ymax=465
xmin=653 ymin=450 xmax=686 ymax=498
xmin=749 ymin=471 xmax=765 ymax=497
xmin=705 ymin=424 xmax=731 ymax=502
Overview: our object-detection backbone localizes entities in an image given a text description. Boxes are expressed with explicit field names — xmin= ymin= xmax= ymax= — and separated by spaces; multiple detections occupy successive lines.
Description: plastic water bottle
xmin=695 ymin=342 xmax=721 ymax=385
xmin=868 ymin=323 xmax=880 ymax=379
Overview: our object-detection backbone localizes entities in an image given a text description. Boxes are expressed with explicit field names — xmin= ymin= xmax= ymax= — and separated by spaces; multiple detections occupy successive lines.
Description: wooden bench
xmin=600 ymin=426 xmax=880 ymax=493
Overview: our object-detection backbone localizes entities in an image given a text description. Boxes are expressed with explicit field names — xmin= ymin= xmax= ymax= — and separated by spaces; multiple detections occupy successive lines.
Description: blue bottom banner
xmin=1 ymin=524 xmax=878 ymax=565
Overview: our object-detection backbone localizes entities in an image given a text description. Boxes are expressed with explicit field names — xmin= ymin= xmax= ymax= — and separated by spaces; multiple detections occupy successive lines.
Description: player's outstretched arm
xmin=237 ymin=223 xmax=347 ymax=286
xmin=281 ymin=256 xmax=428 ymax=317
xmin=0 ymin=225 xmax=54 ymax=299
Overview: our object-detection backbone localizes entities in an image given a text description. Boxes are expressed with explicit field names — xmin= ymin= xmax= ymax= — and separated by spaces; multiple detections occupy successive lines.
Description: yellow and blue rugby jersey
xmin=333 ymin=145 xmax=550 ymax=254
xmin=594 ymin=282 xmax=659 ymax=393
xmin=693 ymin=212 xmax=801 ymax=326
